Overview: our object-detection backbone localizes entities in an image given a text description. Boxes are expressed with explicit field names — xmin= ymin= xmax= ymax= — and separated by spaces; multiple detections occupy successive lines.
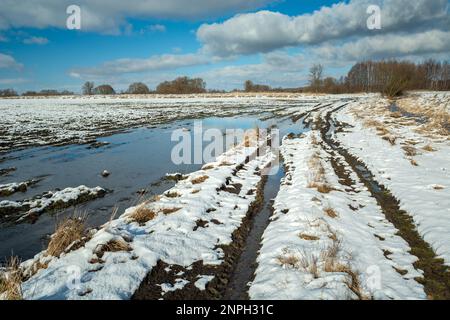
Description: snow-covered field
xmin=1 ymin=92 xmax=449 ymax=300
xmin=334 ymin=94 xmax=450 ymax=266
xmin=0 ymin=94 xmax=325 ymax=152
xmin=249 ymin=131 xmax=425 ymax=300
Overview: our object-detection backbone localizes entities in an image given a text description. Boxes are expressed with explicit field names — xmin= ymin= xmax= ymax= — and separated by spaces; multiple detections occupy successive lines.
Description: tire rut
xmin=317 ymin=104 xmax=450 ymax=300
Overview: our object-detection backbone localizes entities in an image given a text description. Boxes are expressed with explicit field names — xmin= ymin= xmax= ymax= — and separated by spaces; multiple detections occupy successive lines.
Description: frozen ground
xmin=334 ymin=94 xmax=450 ymax=266
xmin=19 ymin=131 xmax=274 ymax=299
xmin=249 ymin=131 xmax=425 ymax=300
xmin=0 ymin=94 xmax=334 ymax=153
xmin=1 ymin=92 xmax=449 ymax=300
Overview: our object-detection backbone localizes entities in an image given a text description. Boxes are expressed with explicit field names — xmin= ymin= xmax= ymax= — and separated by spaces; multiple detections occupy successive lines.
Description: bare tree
xmin=127 ymin=82 xmax=150 ymax=94
xmin=0 ymin=89 xmax=18 ymax=97
xmin=308 ymin=64 xmax=323 ymax=92
xmin=156 ymin=77 xmax=206 ymax=94
xmin=82 ymin=81 xmax=95 ymax=95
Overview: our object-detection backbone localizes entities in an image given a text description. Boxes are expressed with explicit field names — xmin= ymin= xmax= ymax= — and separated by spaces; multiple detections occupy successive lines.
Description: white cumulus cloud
xmin=0 ymin=0 xmax=273 ymax=33
xmin=69 ymin=53 xmax=210 ymax=78
xmin=197 ymin=0 xmax=449 ymax=56
xmin=0 ymin=53 xmax=23 ymax=69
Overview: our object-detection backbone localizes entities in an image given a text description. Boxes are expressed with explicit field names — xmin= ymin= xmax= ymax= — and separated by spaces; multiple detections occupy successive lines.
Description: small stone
xmin=101 ymin=170 xmax=110 ymax=177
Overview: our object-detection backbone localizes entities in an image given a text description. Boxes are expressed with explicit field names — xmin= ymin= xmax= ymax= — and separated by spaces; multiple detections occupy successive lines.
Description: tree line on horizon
xmin=307 ymin=59 xmax=450 ymax=97
xmin=1 ymin=59 xmax=449 ymax=98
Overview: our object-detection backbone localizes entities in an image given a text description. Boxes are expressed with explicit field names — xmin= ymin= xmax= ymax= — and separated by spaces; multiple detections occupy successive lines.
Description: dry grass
xmin=315 ymin=183 xmax=335 ymax=194
xmin=390 ymin=111 xmax=403 ymax=118
xmin=276 ymin=253 xmax=300 ymax=269
xmin=363 ymin=119 xmax=383 ymax=129
xmin=410 ymin=159 xmax=419 ymax=166
xmin=324 ymin=207 xmax=338 ymax=218
xmin=243 ymin=127 xmax=260 ymax=147
xmin=322 ymin=241 xmax=341 ymax=272
xmin=382 ymin=135 xmax=397 ymax=145
xmin=319 ymin=238 xmax=369 ymax=300
xmin=402 ymin=145 xmax=418 ymax=157
xmin=299 ymin=233 xmax=320 ymax=241
xmin=96 ymin=239 xmax=131 ymax=258
xmin=0 ymin=256 xmax=23 ymax=300
xmin=333 ymin=263 xmax=368 ymax=299
xmin=307 ymin=152 xmax=335 ymax=194
xmin=191 ymin=175 xmax=209 ymax=184
xmin=129 ymin=204 xmax=156 ymax=225
xmin=47 ymin=214 xmax=87 ymax=257
xmin=165 ymin=191 xmax=181 ymax=198
xmin=398 ymin=97 xmax=450 ymax=136
xmin=161 ymin=207 xmax=180 ymax=215
xmin=422 ymin=144 xmax=436 ymax=152
xmin=298 ymin=253 xmax=319 ymax=279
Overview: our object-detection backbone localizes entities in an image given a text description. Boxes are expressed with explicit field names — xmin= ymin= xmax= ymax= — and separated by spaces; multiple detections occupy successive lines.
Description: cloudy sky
xmin=0 ymin=0 xmax=449 ymax=92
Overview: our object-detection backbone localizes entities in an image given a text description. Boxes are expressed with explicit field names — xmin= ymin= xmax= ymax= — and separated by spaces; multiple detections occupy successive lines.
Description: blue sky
xmin=0 ymin=0 xmax=449 ymax=92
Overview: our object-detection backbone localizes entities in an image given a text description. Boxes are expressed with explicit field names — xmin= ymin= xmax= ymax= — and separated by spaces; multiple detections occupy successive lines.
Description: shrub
xmin=94 ymin=84 xmax=115 ymax=95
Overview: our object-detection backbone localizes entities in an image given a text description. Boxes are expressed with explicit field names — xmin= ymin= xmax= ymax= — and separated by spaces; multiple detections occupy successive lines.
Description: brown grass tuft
xmin=402 ymin=145 xmax=417 ymax=157
xmin=422 ymin=144 xmax=436 ymax=152
xmin=0 ymin=256 xmax=23 ymax=300
xmin=129 ymin=205 xmax=156 ymax=225
xmin=382 ymin=135 xmax=397 ymax=145
xmin=299 ymin=233 xmax=320 ymax=241
xmin=161 ymin=207 xmax=180 ymax=215
xmin=97 ymin=239 xmax=131 ymax=258
xmin=276 ymin=254 xmax=299 ymax=269
xmin=191 ymin=175 xmax=209 ymax=184
xmin=165 ymin=191 xmax=181 ymax=198
xmin=47 ymin=215 xmax=87 ymax=257
xmin=390 ymin=111 xmax=402 ymax=118
xmin=298 ymin=253 xmax=319 ymax=278
xmin=316 ymin=183 xmax=334 ymax=194
xmin=324 ymin=207 xmax=338 ymax=218
xmin=307 ymin=152 xmax=335 ymax=193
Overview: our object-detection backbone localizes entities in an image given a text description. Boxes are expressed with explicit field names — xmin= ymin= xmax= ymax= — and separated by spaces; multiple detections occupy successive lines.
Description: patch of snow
xmin=194 ymin=275 xmax=215 ymax=291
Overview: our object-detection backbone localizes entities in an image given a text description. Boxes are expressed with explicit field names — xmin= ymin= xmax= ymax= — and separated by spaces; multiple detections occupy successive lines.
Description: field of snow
xmin=334 ymin=94 xmax=450 ymax=266
xmin=1 ymin=92 xmax=449 ymax=300
xmin=249 ymin=131 xmax=425 ymax=300
xmin=0 ymin=94 xmax=328 ymax=153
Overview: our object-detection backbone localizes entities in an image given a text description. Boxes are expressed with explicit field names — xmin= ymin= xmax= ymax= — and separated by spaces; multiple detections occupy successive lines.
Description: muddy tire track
xmin=318 ymin=105 xmax=450 ymax=300
xmin=132 ymin=171 xmax=267 ymax=300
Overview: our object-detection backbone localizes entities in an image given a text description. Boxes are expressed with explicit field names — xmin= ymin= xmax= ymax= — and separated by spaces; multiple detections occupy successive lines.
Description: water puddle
xmin=223 ymin=164 xmax=285 ymax=300
xmin=389 ymin=103 xmax=428 ymax=124
xmin=0 ymin=114 xmax=303 ymax=260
